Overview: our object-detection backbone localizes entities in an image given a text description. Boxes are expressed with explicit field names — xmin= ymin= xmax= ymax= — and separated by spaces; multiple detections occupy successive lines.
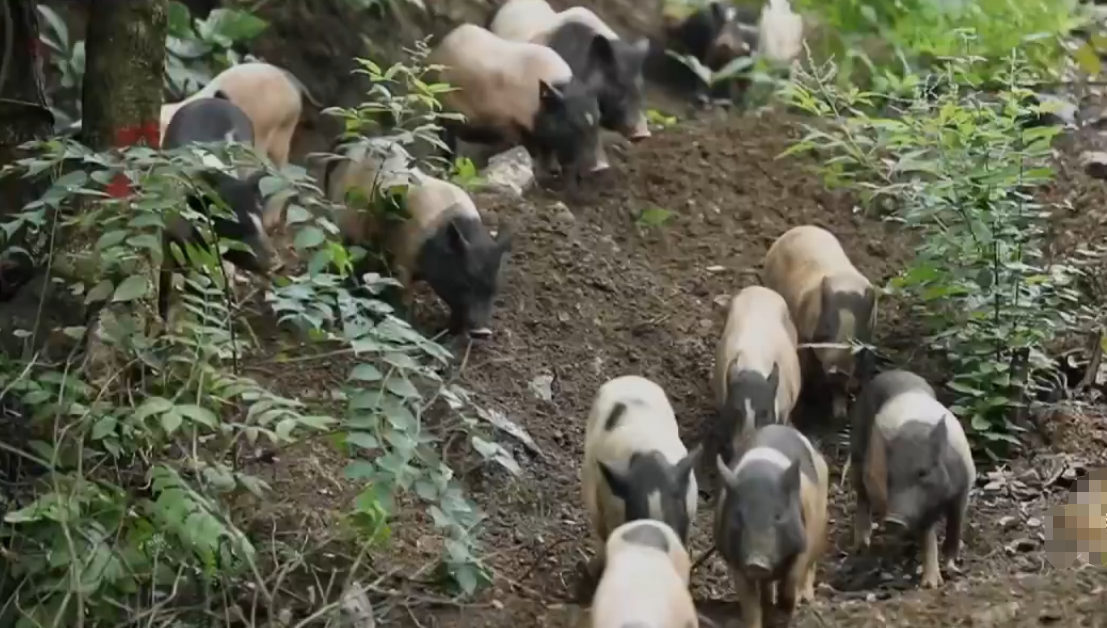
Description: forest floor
xmin=233 ymin=1 xmax=1107 ymax=627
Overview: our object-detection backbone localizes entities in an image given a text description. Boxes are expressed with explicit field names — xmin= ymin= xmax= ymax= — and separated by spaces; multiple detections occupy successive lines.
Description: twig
xmin=691 ymin=545 xmax=716 ymax=572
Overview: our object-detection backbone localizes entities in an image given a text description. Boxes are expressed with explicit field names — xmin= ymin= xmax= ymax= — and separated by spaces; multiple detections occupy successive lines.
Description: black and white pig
xmin=850 ymin=370 xmax=976 ymax=588
xmin=762 ymin=225 xmax=877 ymax=420
xmin=490 ymin=0 xmax=651 ymax=152
xmin=324 ymin=138 xmax=512 ymax=339
xmin=715 ymin=423 xmax=828 ymax=628
xmin=713 ymin=285 xmax=802 ymax=466
xmin=645 ymin=1 xmax=761 ymax=103
xmin=591 ymin=519 xmax=698 ymax=628
xmin=428 ymin=24 xmax=602 ymax=193
xmin=582 ymin=374 xmax=703 ymax=580
xmin=158 ymin=93 xmax=278 ymax=320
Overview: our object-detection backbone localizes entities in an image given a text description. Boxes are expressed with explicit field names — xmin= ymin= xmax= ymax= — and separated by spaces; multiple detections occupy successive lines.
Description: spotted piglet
xmin=850 ymin=369 xmax=976 ymax=588
xmin=591 ymin=519 xmax=698 ymax=628
xmin=715 ymin=424 xmax=829 ymax=628
xmin=582 ymin=375 xmax=703 ymax=581
xmin=713 ymin=285 xmax=802 ymax=465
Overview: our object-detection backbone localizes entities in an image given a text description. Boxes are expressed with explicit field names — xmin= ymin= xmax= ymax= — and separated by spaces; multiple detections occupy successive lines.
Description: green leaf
xmin=112 ymin=275 xmax=149 ymax=302
xmin=346 ymin=432 xmax=380 ymax=450
xmin=386 ymin=377 xmax=420 ymax=399
xmin=970 ymin=414 xmax=991 ymax=431
xmin=91 ymin=416 xmax=117 ymax=440
xmin=176 ymin=404 xmax=218 ymax=428
xmin=96 ymin=230 xmax=127 ymax=250
xmin=204 ymin=8 xmax=268 ymax=42
xmin=85 ymin=280 xmax=114 ymax=305
xmin=344 ymin=459 xmax=376 ymax=480
xmin=293 ymin=225 xmax=325 ymax=250
xmin=134 ymin=397 xmax=174 ymax=422
xmin=286 ymin=204 xmax=312 ymax=224
xmin=350 ymin=363 xmax=383 ymax=382
xmin=161 ymin=410 xmax=183 ymax=434
xmin=1074 ymin=42 xmax=1102 ymax=76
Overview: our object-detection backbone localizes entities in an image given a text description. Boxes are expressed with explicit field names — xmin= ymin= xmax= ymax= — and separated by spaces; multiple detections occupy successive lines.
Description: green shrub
xmin=782 ymin=51 xmax=1102 ymax=457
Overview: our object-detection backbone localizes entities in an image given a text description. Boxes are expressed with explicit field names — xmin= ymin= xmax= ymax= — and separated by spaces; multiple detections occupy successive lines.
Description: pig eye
xmin=917 ymin=468 xmax=928 ymax=479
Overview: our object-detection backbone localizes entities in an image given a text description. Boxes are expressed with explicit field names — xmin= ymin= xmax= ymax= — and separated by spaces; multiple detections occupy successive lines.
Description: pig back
xmin=713 ymin=286 xmax=800 ymax=410
xmin=762 ymin=225 xmax=868 ymax=341
xmin=582 ymin=376 xmax=689 ymax=539
xmin=390 ymin=174 xmax=482 ymax=279
xmin=554 ymin=7 xmax=620 ymax=40
xmin=489 ymin=0 xmax=558 ymax=43
xmin=593 ymin=521 xmax=697 ymax=628
xmin=605 ymin=519 xmax=692 ymax=583
xmin=199 ymin=62 xmax=301 ymax=127
xmin=430 ymin=24 xmax=574 ymax=135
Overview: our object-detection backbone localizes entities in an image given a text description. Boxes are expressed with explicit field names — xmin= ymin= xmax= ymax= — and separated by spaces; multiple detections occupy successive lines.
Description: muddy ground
xmin=30 ymin=0 xmax=1107 ymax=625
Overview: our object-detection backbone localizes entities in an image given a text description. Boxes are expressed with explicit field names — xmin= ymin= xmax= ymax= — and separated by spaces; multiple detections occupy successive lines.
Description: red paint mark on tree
xmin=107 ymin=120 xmax=161 ymax=198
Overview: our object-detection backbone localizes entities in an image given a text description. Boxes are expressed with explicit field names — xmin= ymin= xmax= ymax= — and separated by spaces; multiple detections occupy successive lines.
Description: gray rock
xmin=483 ymin=146 xmax=534 ymax=197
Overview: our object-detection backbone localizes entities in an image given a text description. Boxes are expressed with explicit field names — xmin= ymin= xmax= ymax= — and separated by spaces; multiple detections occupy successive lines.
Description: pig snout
xmin=468 ymin=327 xmax=493 ymax=340
xmin=742 ymin=554 xmax=773 ymax=580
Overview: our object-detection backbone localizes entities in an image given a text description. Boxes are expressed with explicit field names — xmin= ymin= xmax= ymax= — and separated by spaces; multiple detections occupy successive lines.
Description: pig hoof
xmin=590 ymin=161 xmax=611 ymax=173
xmin=944 ymin=559 xmax=961 ymax=575
xmin=921 ymin=571 xmax=943 ymax=589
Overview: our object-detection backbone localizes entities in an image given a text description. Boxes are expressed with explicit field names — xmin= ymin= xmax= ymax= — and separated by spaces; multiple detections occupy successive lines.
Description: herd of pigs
xmin=151 ymin=2 xmax=985 ymax=628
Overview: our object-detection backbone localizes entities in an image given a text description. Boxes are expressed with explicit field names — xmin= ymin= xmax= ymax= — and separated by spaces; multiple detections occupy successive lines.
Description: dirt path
xmin=247 ymin=100 xmax=1107 ymax=628
xmin=232 ymin=2 xmax=1107 ymax=626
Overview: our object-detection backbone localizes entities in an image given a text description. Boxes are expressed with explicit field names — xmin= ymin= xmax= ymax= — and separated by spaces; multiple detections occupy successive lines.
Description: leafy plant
xmin=0 ymin=32 xmax=512 ymax=628
xmin=636 ymin=206 xmax=674 ymax=228
xmin=449 ymin=157 xmax=486 ymax=191
xmin=782 ymin=51 xmax=1101 ymax=456
xmin=646 ymin=108 xmax=678 ymax=128
xmin=36 ymin=5 xmax=85 ymax=130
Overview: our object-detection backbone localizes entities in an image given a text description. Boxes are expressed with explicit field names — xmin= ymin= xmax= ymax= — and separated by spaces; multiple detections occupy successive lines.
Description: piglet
xmin=158 ymin=95 xmax=278 ymax=321
xmin=850 ymin=369 xmax=976 ymax=588
xmin=429 ymin=24 xmax=601 ymax=193
xmin=325 ymin=138 xmax=512 ymax=339
xmin=591 ymin=519 xmax=698 ymax=628
xmin=582 ymin=374 xmax=703 ymax=580
xmin=715 ymin=423 xmax=828 ymax=628
xmin=713 ymin=285 xmax=802 ymax=465
xmin=762 ymin=225 xmax=877 ymax=420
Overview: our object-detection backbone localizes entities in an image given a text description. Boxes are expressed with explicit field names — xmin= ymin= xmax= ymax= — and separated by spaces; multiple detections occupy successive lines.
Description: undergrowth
xmin=0 ymin=36 xmax=512 ymax=628
xmin=782 ymin=48 xmax=1106 ymax=458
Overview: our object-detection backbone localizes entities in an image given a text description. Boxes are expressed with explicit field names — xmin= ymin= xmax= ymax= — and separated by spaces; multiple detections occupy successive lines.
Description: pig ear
xmin=929 ymin=419 xmax=948 ymax=459
xmin=598 ymin=461 xmax=630 ymax=500
xmin=767 ymin=363 xmax=780 ymax=391
xmin=709 ymin=1 xmax=726 ymax=23
xmin=675 ymin=444 xmax=703 ymax=485
xmin=782 ymin=459 xmax=801 ymax=495
xmin=446 ymin=220 xmax=470 ymax=256
xmin=715 ymin=454 xmax=736 ymax=488
xmin=589 ymin=33 xmax=617 ymax=71
xmin=538 ymin=80 xmax=565 ymax=108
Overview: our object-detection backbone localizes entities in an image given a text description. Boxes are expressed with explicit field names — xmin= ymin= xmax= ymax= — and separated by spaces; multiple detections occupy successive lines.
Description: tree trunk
xmin=81 ymin=0 xmax=167 ymax=151
xmin=0 ymin=0 xmax=55 ymax=300
xmin=78 ymin=0 xmax=167 ymax=384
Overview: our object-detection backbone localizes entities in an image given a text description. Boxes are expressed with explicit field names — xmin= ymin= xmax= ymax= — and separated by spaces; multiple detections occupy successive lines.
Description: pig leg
xmin=831 ymin=389 xmax=848 ymax=420
xmin=919 ymin=523 xmax=943 ymax=588
xmin=779 ymin=560 xmax=803 ymax=615
xmin=732 ymin=569 xmax=763 ymax=628
xmin=942 ymin=493 xmax=969 ymax=573
xmin=852 ymin=458 xmax=873 ymax=550
xmin=592 ymin=141 xmax=610 ymax=173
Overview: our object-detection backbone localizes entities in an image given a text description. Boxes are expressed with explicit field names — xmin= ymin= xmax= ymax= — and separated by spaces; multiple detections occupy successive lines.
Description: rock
xmin=483 ymin=146 xmax=534 ymax=197
xmin=552 ymin=201 xmax=575 ymax=223
xmin=1035 ymin=93 xmax=1078 ymax=128
xmin=529 ymin=373 xmax=554 ymax=402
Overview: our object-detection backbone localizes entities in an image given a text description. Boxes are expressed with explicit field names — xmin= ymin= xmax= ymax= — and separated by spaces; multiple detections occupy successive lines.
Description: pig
xmin=582 ymin=374 xmax=703 ymax=580
xmin=161 ymin=62 xmax=319 ymax=229
xmin=591 ymin=519 xmax=698 ymax=628
xmin=158 ymin=96 xmax=278 ymax=320
xmin=324 ymin=138 xmax=512 ymax=339
xmin=849 ymin=370 xmax=976 ymax=588
xmin=713 ymin=285 xmax=802 ymax=466
xmin=646 ymin=1 xmax=760 ymax=103
xmin=757 ymin=0 xmax=804 ymax=67
xmin=715 ymin=424 xmax=829 ymax=628
xmin=428 ymin=24 xmax=602 ymax=193
xmin=490 ymin=0 xmax=652 ymax=142
xmin=762 ymin=225 xmax=877 ymax=420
